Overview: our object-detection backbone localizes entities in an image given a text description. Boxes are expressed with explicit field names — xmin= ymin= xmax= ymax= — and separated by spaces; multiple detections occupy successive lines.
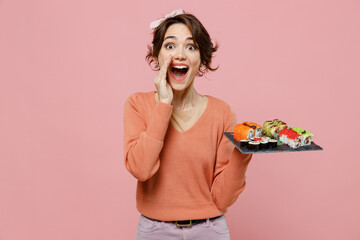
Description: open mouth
xmin=171 ymin=65 xmax=188 ymax=78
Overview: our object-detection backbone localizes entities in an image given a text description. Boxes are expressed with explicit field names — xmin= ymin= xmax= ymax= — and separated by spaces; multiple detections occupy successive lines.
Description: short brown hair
xmin=146 ymin=13 xmax=218 ymax=76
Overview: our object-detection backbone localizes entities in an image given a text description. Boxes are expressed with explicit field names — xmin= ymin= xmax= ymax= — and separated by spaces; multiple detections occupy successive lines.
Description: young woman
xmin=124 ymin=9 xmax=252 ymax=240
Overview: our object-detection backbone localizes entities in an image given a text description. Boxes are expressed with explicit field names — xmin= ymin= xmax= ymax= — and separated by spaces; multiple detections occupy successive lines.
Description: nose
xmin=173 ymin=46 xmax=186 ymax=60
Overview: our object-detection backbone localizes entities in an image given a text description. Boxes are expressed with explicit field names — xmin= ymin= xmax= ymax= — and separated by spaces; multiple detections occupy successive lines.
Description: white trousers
xmin=136 ymin=214 xmax=230 ymax=240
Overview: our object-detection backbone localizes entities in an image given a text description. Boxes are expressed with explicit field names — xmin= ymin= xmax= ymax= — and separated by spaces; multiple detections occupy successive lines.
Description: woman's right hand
xmin=154 ymin=55 xmax=173 ymax=105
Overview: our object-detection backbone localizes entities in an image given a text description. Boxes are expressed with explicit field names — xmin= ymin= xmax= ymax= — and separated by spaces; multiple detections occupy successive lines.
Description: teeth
xmin=173 ymin=65 xmax=188 ymax=69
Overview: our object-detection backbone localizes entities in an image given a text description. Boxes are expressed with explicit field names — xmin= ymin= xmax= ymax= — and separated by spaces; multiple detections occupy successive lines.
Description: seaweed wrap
xmin=268 ymin=139 xmax=278 ymax=148
xmin=260 ymin=139 xmax=269 ymax=149
xmin=240 ymin=139 xmax=250 ymax=148
xmin=248 ymin=141 xmax=260 ymax=151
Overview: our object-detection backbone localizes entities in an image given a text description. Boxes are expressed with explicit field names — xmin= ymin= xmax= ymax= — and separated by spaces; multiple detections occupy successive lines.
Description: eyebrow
xmin=163 ymin=36 xmax=193 ymax=41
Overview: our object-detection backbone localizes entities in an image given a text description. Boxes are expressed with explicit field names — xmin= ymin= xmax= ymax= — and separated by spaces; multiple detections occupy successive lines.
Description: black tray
xmin=224 ymin=132 xmax=323 ymax=154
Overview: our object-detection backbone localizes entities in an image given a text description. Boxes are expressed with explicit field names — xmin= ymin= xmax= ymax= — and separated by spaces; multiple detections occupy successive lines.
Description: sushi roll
xmin=240 ymin=139 xmax=250 ymax=148
xmin=262 ymin=119 xmax=289 ymax=138
xmin=268 ymin=139 xmax=277 ymax=148
xmin=292 ymin=127 xmax=314 ymax=146
xmin=263 ymin=121 xmax=277 ymax=139
xmin=234 ymin=124 xmax=255 ymax=141
xmin=243 ymin=122 xmax=262 ymax=138
xmin=260 ymin=139 xmax=269 ymax=149
xmin=254 ymin=127 xmax=262 ymax=138
xmin=277 ymin=123 xmax=289 ymax=131
xmin=279 ymin=128 xmax=304 ymax=148
xmin=273 ymin=119 xmax=287 ymax=126
xmin=263 ymin=120 xmax=273 ymax=129
xmin=268 ymin=125 xmax=280 ymax=139
xmin=248 ymin=141 xmax=260 ymax=151
xmin=261 ymin=136 xmax=271 ymax=141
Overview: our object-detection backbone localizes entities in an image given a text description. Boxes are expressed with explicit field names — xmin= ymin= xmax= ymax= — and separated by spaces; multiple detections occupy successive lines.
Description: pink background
xmin=1 ymin=0 xmax=359 ymax=239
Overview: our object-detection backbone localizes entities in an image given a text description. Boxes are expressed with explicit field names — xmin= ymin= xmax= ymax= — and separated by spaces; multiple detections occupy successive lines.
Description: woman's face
xmin=157 ymin=23 xmax=201 ymax=92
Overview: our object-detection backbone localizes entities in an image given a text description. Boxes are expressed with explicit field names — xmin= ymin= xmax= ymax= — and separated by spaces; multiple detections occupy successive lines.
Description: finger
xmin=163 ymin=55 xmax=173 ymax=85
xmin=159 ymin=55 xmax=173 ymax=81
xmin=161 ymin=54 xmax=173 ymax=71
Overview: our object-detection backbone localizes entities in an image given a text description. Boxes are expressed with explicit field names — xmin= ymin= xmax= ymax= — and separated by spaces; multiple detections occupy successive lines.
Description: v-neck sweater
xmin=124 ymin=91 xmax=252 ymax=221
xmin=170 ymin=95 xmax=208 ymax=132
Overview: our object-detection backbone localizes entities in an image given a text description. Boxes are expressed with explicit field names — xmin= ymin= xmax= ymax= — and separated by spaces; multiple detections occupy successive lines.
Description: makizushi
xmin=248 ymin=141 xmax=260 ymax=151
xmin=240 ymin=139 xmax=250 ymax=148
xmin=260 ymin=140 xmax=269 ymax=149
xmin=268 ymin=139 xmax=277 ymax=148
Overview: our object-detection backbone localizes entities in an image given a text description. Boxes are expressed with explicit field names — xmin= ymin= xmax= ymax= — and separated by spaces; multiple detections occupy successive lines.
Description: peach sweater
xmin=124 ymin=91 xmax=252 ymax=221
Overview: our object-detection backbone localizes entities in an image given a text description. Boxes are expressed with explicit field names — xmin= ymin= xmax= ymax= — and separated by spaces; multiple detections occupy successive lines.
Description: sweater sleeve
xmin=210 ymin=109 xmax=252 ymax=212
xmin=123 ymin=94 xmax=173 ymax=182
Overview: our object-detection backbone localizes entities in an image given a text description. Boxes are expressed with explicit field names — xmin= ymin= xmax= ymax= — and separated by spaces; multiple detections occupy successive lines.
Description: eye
xmin=187 ymin=44 xmax=196 ymax=51
xmin=165 ymin=43 xmax=175 ymax=50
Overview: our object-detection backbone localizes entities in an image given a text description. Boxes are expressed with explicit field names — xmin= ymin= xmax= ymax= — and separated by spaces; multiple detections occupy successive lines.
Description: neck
xmin=172 ymin=85 xmax=202 ymax=112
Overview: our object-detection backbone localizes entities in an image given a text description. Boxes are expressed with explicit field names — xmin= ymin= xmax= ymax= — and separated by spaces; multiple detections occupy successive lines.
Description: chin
xmin=168 ymin=76 xmax=193 ymax=92
xmin=170 ymin=83 xmax=188 ymax=92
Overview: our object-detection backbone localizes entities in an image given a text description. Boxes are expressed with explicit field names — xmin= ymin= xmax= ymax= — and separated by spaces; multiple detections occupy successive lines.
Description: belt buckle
xmin=176 ymin=220 xmax=192 ymax=227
